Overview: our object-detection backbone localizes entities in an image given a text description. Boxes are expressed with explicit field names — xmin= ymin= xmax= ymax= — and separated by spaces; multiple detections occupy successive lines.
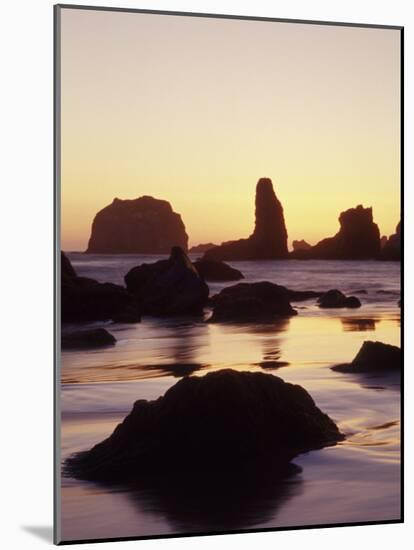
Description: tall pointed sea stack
xmin=203 ymin=178 xmax=288 ymax=261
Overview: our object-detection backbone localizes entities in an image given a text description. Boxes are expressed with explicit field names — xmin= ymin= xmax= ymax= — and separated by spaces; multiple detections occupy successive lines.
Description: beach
xmin=60 ymin=254 xmax=401 ymax=541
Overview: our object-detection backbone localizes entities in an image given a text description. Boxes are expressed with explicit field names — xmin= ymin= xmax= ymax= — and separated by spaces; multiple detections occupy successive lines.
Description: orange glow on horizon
xmin=60 ymin=9 xmax=400 ymax=251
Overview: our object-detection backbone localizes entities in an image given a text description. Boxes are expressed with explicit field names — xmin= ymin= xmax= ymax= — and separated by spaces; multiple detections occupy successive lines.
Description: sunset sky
xmin=60 ymin=8 xmax=401 ymax=251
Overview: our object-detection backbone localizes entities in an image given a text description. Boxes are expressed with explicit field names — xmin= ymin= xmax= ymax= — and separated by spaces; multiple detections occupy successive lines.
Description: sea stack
xmin=291 ymin=205 xmax=381 ymax=260
xmin=203 ymin=178 xmax=288 ymax=261
xmin=86 ymin=196 xmax=188 ymax=254
xmin=380 ymin=222 xmax=401 ymax=261
xmin=292 ymin=239 xmax=311 ymax=252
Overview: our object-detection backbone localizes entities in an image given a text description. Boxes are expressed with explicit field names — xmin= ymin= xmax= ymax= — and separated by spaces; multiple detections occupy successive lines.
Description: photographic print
xmin=55 ymin=5 xmax=403 ymax=544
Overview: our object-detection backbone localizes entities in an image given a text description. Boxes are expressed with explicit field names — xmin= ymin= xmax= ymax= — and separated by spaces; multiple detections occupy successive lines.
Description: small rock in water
xmin=209 ymin=282 xmax=297 ymax=322
xmin=332 ymin=341 xmax=401 ymax=373
xmin=66 ymin=369 xmax=344 ymax=482
xmin=125 ymin=246 xmax=209 ymax=316
xmin=61 ymin=328 xmax=116 ymax=349
xmin=318 ymin=289 xmax=361 ymax=309
xmin=193 ymin=259 xmax=244 ymax=281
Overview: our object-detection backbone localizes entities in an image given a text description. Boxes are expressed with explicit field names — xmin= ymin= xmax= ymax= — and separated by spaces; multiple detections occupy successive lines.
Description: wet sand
xmin=60 ymin=257 xmax=401 ymax=541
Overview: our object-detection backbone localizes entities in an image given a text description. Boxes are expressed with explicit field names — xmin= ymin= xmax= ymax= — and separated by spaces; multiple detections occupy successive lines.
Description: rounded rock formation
xmin=332 ymin=341 xmax=401 ymax=373
xmin=66 ymin=369 xmax=344 ymax=482
xmin=209 ymin=282 xmax=297 ymax=322
xmin=318 ymin=289 xmax=361 ymax=309
xmin=125 ymin=247 xmax=209 ymax=316
xmin=86 ymin=196 xmax=188 ymax=254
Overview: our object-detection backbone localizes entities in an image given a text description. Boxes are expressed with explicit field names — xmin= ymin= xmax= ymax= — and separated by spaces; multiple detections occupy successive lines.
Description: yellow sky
xmin=60 ymin=8 xmax=401 ymax=251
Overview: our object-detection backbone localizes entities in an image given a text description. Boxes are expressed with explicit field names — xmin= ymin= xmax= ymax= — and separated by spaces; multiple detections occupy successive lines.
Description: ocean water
xmin=60 ymin=254 xmax=401 ymax=542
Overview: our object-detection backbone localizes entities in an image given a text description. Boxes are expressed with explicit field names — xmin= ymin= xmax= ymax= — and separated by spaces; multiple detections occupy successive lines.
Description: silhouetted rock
xmin=256 ymin=361 xmax=290 ymax=370
xmin=203 ymin=178 xmax=288 ymax=261
xmin=62 ymin=328 xmax=116 ymax=349
xmin=66 ymin=369 xmax=344 ymax=481
xmin=194 ymin=260 xmax=244 ymax=282
xmin=210 ymin=281 xmax=322 ymax=319
xmin=61 ymin=251 xmax=77 ymax=280
xmin=209 ymin=282 xmax=297 ymax=322
xmin=380 ymin=236 xmax=388 ymax=248
xmin=332 ymin=341 xmax=401 ymax=373
xmin=291 ymin=205 xmax=381 ymax=259
xmin=61 ymin=252 xmax=140 ymax=323
xmin=86 ymin=196 xmax=188 ymax=253
xmin=318 ymin=289 xmax=361 ymax=309
xmin=125 ymin=247 xmax=209 ymax=316
xmin=380 ymin=222 xmax=401 ymax=261
xmin=189 ymin=243 xmax=217 ymax=254
xmin=292 ymin=239 xmax=311 ymax=252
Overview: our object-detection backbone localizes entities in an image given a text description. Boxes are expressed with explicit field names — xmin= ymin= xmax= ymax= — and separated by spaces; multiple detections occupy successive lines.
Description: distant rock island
xmin=380 ymin=222 xmax=401 ymax=261
xmin=86 ymin=196 xmax=188 ymax=254
xmin=291 ymin=205 xmax=381 ymax=260
xmin=203 ymin=178 xmax=288 ymax=261
xmin=189 ymin=243 xmax=217 ymax=254
xmin=292 ymin=239 xmax=311 ymax=252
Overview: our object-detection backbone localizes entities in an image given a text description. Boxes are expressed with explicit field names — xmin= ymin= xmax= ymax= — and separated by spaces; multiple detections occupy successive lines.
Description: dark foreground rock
xmin=194 ymin=260 xmax=244 ymax=281
xmin=66 ymin=369 xmax=344 ymax=481
xmin=209 ymin=282 xmax=324 ymax=323
xmin=291 ymin=205 xmax=381 ymax=260
xmin=332 ymin=341 xmax=401 ymax=373
xmin=318 ymin=289 xmax=361 ymax=309
xmin=125 ymin=247 xmax=209 ymax=316
xmin=62 ymin=328 xmax=116 ymax=349
xmin=61 ymin=251 xmax=77 ymax=280
xmin=209 ymin=282 xmax=297 ymax=322
xmin=61 ymin=252 xmax=140 ymax=323
xmin=203 ymin=178 xmax=288 ymax=261
xmin=86 ymin=196 xmax=188 ymax=253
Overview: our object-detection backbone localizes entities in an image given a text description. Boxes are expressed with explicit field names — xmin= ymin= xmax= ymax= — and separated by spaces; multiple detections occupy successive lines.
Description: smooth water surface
xmin=60 ymin=254 xmax=401 ymax=541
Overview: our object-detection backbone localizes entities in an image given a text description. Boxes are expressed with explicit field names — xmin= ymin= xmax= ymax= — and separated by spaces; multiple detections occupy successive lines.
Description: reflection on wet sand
xmin=245 ymin=319 xmax=291 ymax=370
xmin=341 ymin=318 xmax=379 ymax=332
xmin=125 ymin=463 xmax=303 ymax=532
xmin=60 ymin=256 xmax=401 ymax=540
xmin=331 ymin=367 xmax=401 ymax=393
